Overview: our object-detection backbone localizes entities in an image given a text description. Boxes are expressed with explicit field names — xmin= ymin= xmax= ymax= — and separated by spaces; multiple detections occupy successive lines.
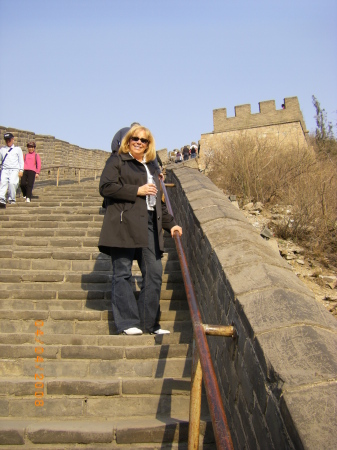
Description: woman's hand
xmin=137 ymin=183 xmax=158 ymax=197
xmin=171 ymin=225 xmax=182 ymax=237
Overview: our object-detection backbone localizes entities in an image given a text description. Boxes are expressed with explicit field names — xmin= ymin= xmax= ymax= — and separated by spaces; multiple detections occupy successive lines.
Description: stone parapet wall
xmin=166 ymin=165 xmax=337 ymax=450
xmin=0 ymin=126 xmax=109 ymax=180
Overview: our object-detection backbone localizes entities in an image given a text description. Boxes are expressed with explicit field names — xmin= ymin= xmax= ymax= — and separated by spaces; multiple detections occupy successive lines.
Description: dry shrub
xmin=207 ymin=132 xmax=337 ymax=264
xmin=207 ymin=133 xmax=316 ymax=204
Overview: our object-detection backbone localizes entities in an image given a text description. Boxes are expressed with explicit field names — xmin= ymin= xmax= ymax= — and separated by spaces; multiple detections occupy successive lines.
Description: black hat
xmin=4 ymin=132 xmax=14 ymax=140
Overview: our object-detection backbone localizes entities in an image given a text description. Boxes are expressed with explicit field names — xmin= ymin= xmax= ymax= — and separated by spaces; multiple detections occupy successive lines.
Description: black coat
xmin=98 ymin=153 xmax=176 ymax=255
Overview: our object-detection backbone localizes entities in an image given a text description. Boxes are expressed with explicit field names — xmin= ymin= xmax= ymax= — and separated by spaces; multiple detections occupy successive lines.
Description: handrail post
xmin=94 ymin=169 xmax=97 ymax=180
xmin=57 ymin=168 xmax=59 ymax=187
xmin=188 ymin=336 xmax=203 ymax=450
xmin=78 ymin=169 xmax=81 ymax=184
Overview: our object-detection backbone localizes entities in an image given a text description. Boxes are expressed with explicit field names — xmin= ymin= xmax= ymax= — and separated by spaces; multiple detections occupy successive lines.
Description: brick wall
xmin=166 ymin=165 xmax=337 ymax=450
xmin=0 ymin=126 xmax=109 ymax=181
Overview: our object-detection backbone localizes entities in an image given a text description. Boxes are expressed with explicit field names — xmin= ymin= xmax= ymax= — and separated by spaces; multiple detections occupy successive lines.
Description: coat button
xmin=157 ymin=216 xmax=160 ymax=220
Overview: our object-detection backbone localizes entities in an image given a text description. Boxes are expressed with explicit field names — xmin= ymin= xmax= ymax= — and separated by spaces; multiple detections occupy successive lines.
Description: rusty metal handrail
xmin=39 ymin=165 xmax=104 ymax=186
xmin=160 ymin=179 xmax=235 ymax=450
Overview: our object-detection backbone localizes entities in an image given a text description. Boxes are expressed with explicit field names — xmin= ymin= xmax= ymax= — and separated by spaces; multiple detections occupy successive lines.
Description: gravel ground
xmin=240 ymin=202 xmax=337 ymax=319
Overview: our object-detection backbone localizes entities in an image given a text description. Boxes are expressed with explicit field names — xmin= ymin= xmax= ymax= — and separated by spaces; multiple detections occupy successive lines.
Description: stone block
xmin=0 ymin=421 xmax=25 ymax=444
xmin=50 ymin=310 xmax=101 ymax=321
xmin=13 ymin=250 xmax=53 ymax=259
xmin=116 ymin=419 xmax=189 ymax=444
xmin=236 ymin=287 xmax=335 ymax=336
xmin=0 ymin=399 xmax=9 ymax=417
xmin=125 ymin=344 xmax=190 ymax=360
xmin=256 ymin=325 xmax=337 ymax=389
xmin=122 ymin=377 xmax=190 ymax=395
xmin=89 ymin=360 xmax=153 ymax=378
xmin=0 ymin=345 xmax=58 ymax=359
xmin=61 ymin=346 xmax=124 ymax=360
xmin=53 ymin=251 xmax=91 ymax=260
xmin=225 ymin=262 xmax=311 ymax=297
xmin=32 ymin=259 xmax=71 ymax=270
xmin=47 ymin=379 xmax=120 ymax=396
xmin=50 ymin=238 xmax=82 ymax=247
xmin=27 ymin=421 xmax=114 ymax=444
xmin=281 ymin=382 xmax=337 ymax=450
xmin=0 ymin=379 xmax=35 ymax=395
xmin=9 ymin=398 xmax=84 ymax=418
xmin=74 ymin=320 xmax=110 ymax=335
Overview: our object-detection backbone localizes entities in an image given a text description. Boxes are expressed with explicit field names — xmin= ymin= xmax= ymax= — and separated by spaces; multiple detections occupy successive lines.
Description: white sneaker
xmin=23 ymin=196 xmax=26 ymax=199
xmin=26 ymin=198 xmax=31 ymax=203
xmin=153 ymin=329 xmax=170 ymax=335
xmin=123 ymin=327 xmax=143 ymax=335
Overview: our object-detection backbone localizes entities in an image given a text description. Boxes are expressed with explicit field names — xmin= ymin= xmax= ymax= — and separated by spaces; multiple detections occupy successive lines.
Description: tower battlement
xmin=213 ymin=97 xmax=308 ymax=135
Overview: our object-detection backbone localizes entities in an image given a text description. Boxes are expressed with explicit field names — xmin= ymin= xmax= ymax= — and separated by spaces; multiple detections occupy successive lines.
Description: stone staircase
xmin=0 ymin=180 xmax=214 ymax=449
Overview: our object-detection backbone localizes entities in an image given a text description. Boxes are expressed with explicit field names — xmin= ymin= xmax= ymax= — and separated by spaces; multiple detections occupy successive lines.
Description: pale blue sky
xmin=0 ymin=0 xmax=336 ymax=152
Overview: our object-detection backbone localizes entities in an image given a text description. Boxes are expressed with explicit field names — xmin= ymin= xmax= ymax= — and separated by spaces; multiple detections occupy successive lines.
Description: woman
xmin=98 ymin=125 xmax=182 ymax=335
xmin=20 ymin=141 xmax=41 ymax=203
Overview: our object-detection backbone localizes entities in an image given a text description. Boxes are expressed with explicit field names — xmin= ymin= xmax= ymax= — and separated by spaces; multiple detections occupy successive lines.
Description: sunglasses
xmin=130 ymin=136 xmax=149 ymax=144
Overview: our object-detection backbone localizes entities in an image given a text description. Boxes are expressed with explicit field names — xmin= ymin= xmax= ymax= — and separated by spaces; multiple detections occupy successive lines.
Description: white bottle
xmin=148 ymin=175 xmax=157 ymax=207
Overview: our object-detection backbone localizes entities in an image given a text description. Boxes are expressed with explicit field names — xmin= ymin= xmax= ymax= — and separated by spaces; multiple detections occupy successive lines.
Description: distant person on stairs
xmin=98 ymin=125 xmax=182 ymax=336
xmin=20 ymin=141 xmax=41 ymax=203
xmin=0 ymin=132 xmax=24 ymax=208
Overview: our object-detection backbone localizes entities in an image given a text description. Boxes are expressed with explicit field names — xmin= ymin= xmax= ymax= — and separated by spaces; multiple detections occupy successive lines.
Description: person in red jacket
xmin=20 ymin=141 xmax=41 ymax=203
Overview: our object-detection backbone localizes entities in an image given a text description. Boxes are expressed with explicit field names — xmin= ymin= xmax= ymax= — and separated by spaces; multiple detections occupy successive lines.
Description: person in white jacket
xmin=0 ymin=132 xmax=24 ymax=208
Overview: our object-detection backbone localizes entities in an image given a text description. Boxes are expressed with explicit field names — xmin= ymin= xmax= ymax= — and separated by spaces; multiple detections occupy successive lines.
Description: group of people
xmin=174 ymin=143 xmax=198 ymax=163
xmin=99 ymin=123 xmax=183 ymax=336
xmin=0 ymin=132 xmax=41 ymax=208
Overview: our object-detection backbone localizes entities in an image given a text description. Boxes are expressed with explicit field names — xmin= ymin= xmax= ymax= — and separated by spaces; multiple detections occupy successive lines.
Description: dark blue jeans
xmin=110 ymin=211 xmax=163 ymax=334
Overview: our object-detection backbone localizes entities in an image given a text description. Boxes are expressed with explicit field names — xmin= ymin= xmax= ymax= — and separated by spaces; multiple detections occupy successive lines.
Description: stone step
xmin=0 ymin=330 xmax=193 ymax=346
xmin=0 ymin=417 xmax=214 ymax=448
xmin=0 ymin=220 xmax=103 ymax=229
xmin=0 ymin=205 xmax=101 ymax=215
xmin=0 ymin=342 xmax=192 ymax=360
xmin=0 ymin=214 xmax=104 ymax=223
xmin=0 ymin=318 xmax=191 ymax=335
xmin=0 ymin=258 xmax=182 ymax=274
xmin=0 ymin=356 xmax=193 ymax=379
xmin=0 ymin=285 xmax=186 ymax=303
xmin=0 ymin=298 xmax=189 ymax=312
xmin=0 ymin=247 xmax=178 ymax=261
xmin=0 ymin=309 xmax=190 ymax=325
xmin=0 ymin=227 xmax=103 ymax=238
xmin=0 ymin=396 xmax=210 ymax=424
xmin=0 ymin=375 xmax=192 ymax=397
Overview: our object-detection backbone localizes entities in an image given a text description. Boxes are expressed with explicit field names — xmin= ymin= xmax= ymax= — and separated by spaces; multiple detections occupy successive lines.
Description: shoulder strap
xmin=1 ymin=147 xmax=14 ymax=167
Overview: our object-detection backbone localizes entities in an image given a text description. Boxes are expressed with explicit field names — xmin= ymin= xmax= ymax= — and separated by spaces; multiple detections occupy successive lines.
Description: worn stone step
xmin=0 ymin=342 xmax=191 ymax=360
xmin=0 ymin=330 xmax=193 ymax=346
xmin=0 ymin=257 xmax=181 ymax=272
xmin=0 ymin=228 xmax=102 ymax=238
xmin=0 ymin=356 xmax=193 ymax=379
xmin=0 ymin=297 xmax=189 ymax=312
xmin=1 ymin=393 xmax=207 ymax=421
xmin=0 ymin=206 xmax=101 ymax=215
xmin=0 ymin=376 xmax=191 ymax=396
xmin=0 ymin=286 xmax=186 ymax=303
xmin=0 ymin=318 xmax=191 ymax=335
xmin=0 ymin=214 xmax=104 ymax=223
xmin=0 ymin=417 xmax=214 ymax=447
xmin=0 ymin=220 xmax=103 ymax=230
xmin=0 ymin=308 xmax=190 ymax=322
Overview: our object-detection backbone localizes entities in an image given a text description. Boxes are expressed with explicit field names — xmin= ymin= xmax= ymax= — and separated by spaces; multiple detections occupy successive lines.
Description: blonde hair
xmin=119 ymin=125 xmax=156 ymax=162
